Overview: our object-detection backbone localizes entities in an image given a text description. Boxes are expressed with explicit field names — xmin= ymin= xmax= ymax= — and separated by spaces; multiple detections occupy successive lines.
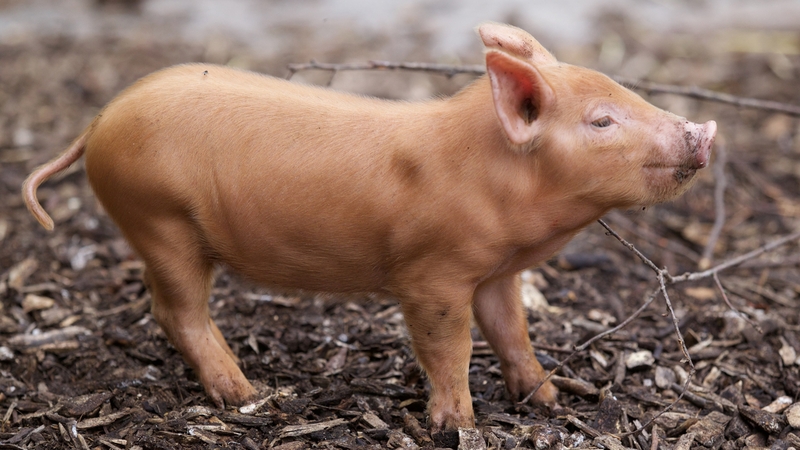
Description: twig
xmin=699 ymin=143 xmax=728 ymax=270
xmin=675 ymin=230 xmax=800 ymax=282
xmin=519 ymin=286 xmax=660 ymax=405
xmin=713 ymin=272 xmax=763 ymax=333
xmin=597 ymin=219 xmax=663 ymax=276
xmin=521 ymin=218 xmax=799 ymax=426
xmin=592 ymin=218 xmax=800 ymax=438
xmin=612 ymin=273 xmax=698 ymax=438
xmin=613 ymin=76 xmax=800 ymax=117
xmin=607 ymin=211 xmax=701 ymax=263
xmin=657 ymin=273 xmax=693 ymax=367
xmin=741 ymin=254 xmax=800 ymax=269
xmin=575 ymin=287 xmax=662 ymax=352
xmin=286 ymin=60 xmax=485 ymax=80
xmin=286 ymin=60 xmax=800 ymax=117
xmin=650 ymin=424 xmax=660 ymax=450
xmin=566 ymin=415 xmax=601 ymax=439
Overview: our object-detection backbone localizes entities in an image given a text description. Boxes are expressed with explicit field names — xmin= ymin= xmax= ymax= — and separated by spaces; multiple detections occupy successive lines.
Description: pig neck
xmin=425 ymin=78 xmax=608 ymax=265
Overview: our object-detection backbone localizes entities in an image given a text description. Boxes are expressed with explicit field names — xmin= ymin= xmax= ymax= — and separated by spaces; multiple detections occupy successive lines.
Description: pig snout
xmin=684 ymin=120 xmax=717 ymax=169
xmin=645 ymin=118 xmax=717 ymax=198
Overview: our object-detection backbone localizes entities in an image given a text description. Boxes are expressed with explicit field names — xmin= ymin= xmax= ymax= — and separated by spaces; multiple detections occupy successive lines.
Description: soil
xmin=2 ymin=8 xmax=800 ymax=450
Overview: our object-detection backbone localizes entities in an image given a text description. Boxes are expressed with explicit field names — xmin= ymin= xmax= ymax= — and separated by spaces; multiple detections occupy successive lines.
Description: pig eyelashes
xmin=591 ymin=116 xmax=613 ymax=128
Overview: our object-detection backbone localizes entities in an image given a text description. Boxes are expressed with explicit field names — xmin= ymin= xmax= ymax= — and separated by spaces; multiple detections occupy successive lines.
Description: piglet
xmin=23 ymin=23 xmax=715 ymax=431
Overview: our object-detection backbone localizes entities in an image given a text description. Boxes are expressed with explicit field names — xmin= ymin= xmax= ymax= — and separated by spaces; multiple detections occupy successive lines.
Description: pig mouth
xmin=643 ymin=164 xmax=699 ymax=184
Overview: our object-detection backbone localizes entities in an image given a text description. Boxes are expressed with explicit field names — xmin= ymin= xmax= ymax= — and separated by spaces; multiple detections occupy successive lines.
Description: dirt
xmin=2 ymin=8 xmax=800 ymax=450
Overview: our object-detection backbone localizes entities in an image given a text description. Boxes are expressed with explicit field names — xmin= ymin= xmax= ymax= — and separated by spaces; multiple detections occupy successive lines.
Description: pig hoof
xmin=204 ymin=376 xmax=258 ymax=408
xmin=524 ymin=380 xmax=559 ymax=408
xmin=429 ymin=410 xmax=475 ymax=435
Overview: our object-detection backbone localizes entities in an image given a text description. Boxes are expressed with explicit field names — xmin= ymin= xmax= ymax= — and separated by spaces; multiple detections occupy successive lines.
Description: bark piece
xmin=739 ymin=403 xmax=785 ymax=434
xmin=685 ymin=411 xmax=731 ymax=447
xmin=458 ymin=427 xmax=486 ymax=450
xmin=62 ymin=392 xmax=114 ymax=417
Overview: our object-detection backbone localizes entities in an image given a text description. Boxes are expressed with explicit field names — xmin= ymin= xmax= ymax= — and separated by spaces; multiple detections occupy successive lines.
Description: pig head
xmin=22 ymin=22 xmax=715 ymax=433
xmin=479 ymin=23 xmax=715 ymax=210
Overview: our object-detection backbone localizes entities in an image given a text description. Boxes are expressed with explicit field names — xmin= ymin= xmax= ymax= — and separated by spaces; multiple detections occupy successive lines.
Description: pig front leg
xmin=399 ymin=285 xmax=476 ymax=432
xmin=472 ymin=273 xmax=559 ymax=407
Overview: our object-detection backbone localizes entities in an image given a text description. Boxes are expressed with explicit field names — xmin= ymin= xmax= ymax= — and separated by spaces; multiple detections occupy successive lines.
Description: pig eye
xmin=591 ymin=116 xmax=614 ymax=128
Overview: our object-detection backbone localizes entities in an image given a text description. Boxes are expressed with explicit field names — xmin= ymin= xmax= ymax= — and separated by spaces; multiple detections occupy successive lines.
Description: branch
xmin=591 ymin=218 xmax=799 ymax=437
xmin=286 ymin=60 xmax=800 ymax=117
xmin=713 ymin=272 xmax=763 ymax=333
xmin=675 ymin=230 xmax=800 ymax=282
xmin=597 ymin=219 xmax=664 ymax=276
xmin=286 ymin=60 xmax=485 ymax=79
xmin=613 ymin=76 xmax=800 ymax=117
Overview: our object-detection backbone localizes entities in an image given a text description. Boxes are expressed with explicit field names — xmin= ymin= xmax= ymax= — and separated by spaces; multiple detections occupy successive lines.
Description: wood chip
xmin=528 ymin=424 xmax=563 ymax=450
xmin=779 ymin=337 xmax=798 ymax=366
xmin=686 ymin=411 xmax=730 ymax=447
xmin=654 ymin=365 xmax=676 ymax=389
xmin=387 ymin=429 xmax=420 ymax=449
xmin=458 ymin=427 xmax=486 ymax=450
xmin=763 ymin=395 xmax=793 ymax=414
xmin=8 ymin=258 xmax=38 ymax=291
xmin=8 ymin=326 xmax=91 ymax=350
xmin=62 ymin=392 xmax=114 ymax=417
xmin=219 ymin=411 xmax=272 ymax=427
xmin=97 ymin=438 xmax=126 ymax=450
xmin=362 ymin=412 xmax=388 ymax=429
xmin=0 ymin=346 xmax=14 ymax=361
xmin=723 ymin=414 xmax=752 ymax=440
xmin=550 ymin=374 xmax=600 ymax=399
xmin=786 ymin=403 xmax=800 ymax=428
xmin=625 ymin=350 xmax=654 ymax=369
xmin=591 ymin=434 xmax=627 ymax=450
xmin=23 ymin=340 xmax=80 ymax=354
xmin=674 ymin=432 xmax=696 ymax=450
xmin=402 ymin=413 xmax=432 ymax=447
xmin=567 ymin=415 xmax=601 ymax=439
xmin=349 ymin=378 xmax=417 ymax=398
xmin=279 ymin=418 xmax=348 ymax=438
xmin=237 ymin=396 xmax=271 ymax=415
xmin=323 ymin=346 xmax=348 ymax=374
xmin=22 ymin=294 xmax=55 ymax=313
xmin=188 ymin=427 xmax=219 ymax=445
xmin=76 ymin=408 xmax=133 ymax=429
xmin=593 ymin=394 xmax=623 ymax=434
xmin=272 ymin=442 xmax=307 ymax=450
xmin=739 ymin=403 xmax=785 ymax=434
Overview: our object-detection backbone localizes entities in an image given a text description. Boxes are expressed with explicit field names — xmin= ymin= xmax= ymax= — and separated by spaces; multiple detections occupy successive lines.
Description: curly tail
xmin=22 ymin=132 xmax=88 ymax=231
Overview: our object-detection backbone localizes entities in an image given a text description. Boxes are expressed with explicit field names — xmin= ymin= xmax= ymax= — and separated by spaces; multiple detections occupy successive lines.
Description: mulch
xmin=2 ymin=14 xmax=800 ymax=450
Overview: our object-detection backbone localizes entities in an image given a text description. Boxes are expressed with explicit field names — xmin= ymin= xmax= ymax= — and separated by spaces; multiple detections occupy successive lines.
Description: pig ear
xmin=485 ymin=50 xmax=554 ymax=146
xmin=478 ymin=22 xmax=557 ymax=66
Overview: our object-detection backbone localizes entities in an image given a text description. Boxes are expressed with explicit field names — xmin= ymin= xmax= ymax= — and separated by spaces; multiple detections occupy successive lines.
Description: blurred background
xmin=2 ymin=0 xmax=799 ymax=154
xmin=2 ymin=1 xmax=800 ymax=448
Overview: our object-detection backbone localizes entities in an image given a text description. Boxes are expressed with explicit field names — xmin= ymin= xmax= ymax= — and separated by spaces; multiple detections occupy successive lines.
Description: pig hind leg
xmin=137 ymin=224 xmax=256 ymax=407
